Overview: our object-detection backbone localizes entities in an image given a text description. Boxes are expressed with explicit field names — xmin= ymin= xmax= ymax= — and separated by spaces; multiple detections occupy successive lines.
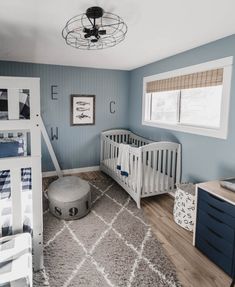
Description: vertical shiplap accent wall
xmin=129 ymin=35 xmax=235 ymax=182
xmin=0 ymin=61 xmax=129 ymax=171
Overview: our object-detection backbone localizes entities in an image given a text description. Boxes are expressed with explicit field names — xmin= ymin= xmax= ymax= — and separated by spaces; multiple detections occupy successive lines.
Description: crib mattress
xmin=102 ymin=158 xmax=174 ymax=192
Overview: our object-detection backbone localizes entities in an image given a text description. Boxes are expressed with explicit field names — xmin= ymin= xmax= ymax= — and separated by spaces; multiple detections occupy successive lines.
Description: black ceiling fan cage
xmin=62 ymin=6 xmax=128 ymax=50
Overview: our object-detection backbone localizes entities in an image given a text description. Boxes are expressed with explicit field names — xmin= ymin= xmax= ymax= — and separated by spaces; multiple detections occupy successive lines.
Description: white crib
xmin=100 ymin=129 xmax=181 ymax=208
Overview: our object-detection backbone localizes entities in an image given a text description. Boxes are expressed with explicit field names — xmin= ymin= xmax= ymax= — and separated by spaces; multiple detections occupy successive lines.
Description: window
xmin=142 ymin=57 xmax=233 ymax=139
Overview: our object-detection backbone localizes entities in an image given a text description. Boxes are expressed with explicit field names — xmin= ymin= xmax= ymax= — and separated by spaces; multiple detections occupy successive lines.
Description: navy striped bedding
xmin=0 ymin=168 xmax=32 ymax=199
xmin=0 ymin=140 xmax=32 ymax=236
xmin=0 ymin=89 xmax=30 ymax=120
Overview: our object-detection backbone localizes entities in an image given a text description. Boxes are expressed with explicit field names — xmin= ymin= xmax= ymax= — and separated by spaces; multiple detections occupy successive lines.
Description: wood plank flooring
xmin=142 ymin=194 xmax=232 ymax=287
xmin=44 ymin=171 xmax=232 ymax=287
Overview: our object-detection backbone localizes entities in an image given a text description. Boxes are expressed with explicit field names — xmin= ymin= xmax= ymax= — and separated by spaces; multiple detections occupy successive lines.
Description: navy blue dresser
xmin=194 ymin=182 xmax=235 ymax=280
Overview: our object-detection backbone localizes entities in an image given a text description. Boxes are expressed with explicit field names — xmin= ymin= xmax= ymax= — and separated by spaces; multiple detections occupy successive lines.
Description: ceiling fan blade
xmin=100 ymin=22 xmax=124 ymax=28
xmin=91 ymin=38 xmax=98 ymax=43
xmin=83 ymin=27 xmax=91 ymax=34
xmin=98 ymin=30 xmax=106 ymax=35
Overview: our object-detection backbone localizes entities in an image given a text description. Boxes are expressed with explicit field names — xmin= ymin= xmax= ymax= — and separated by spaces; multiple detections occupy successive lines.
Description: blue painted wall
xmin=1 ymin=35 xmax=235 ymax=181
xmin=0 ymin=62 xmax=129 ymax=171
xmin=129 ymin=35 xmax=235 ymax=182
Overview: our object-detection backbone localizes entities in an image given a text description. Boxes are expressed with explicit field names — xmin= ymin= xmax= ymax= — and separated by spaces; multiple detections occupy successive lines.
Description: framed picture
xmin=71 ymin=95 xmax=95 ymax=125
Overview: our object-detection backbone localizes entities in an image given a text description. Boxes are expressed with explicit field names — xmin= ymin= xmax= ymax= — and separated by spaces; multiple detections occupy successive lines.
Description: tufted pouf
xmin=173 ymin=183 xmax=195 ymax=232
xmin=47 ymin=176 xmax=91 ymax=220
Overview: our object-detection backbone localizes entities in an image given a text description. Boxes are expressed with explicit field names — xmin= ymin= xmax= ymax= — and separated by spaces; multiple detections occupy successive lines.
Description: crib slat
xmin=133 ymin=154 xmax=137 ymax=191
xmin=147 ymin=151 xmax=152 ymax=193
xmin=100 ymin=136 xmax=104 ymax=163
xmin=106 ymin=141 xmax=109 ymax=167
xmin=143 ymin=152 xmax=147 ymax=193
xmin=11 ymin=168 xmax=23 ymax=234
xmin=162 ymin=150 xmax=166 ymax=191
xmin=108 ymin=142 xmax=111 ymax=169
xmin=111 ymin=144 xmax=115 ymax=171
xmin=172 ymin=150 xmax=176 ymax=190
xmin=114 ymin=146 xmax=117 ymax=174
xmin=151 ymin=151 xmax=157 ymax=193
xmin=128 ymin=153 xmax=132 ymax=188
xmin=157 ymin=150 xmax=162 ymax=192
xmin=107 ymin=141 xmax=110 ymax=168
xmin=116 ymin=146 xmax=119 ymax=175
xmin=176 ymin=146 xmax=181 ymax=184
xmin=167 ymin=150 xmax=171 ymax=191
xmin=104 ymin=140 xmax=106 ymax=160
xmin=105 ymin=141 xmax=108 ymax=161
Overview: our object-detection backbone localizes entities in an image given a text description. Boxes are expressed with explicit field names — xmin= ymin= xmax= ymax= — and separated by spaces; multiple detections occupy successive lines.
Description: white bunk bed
xmin=0 ymin=76 xmax=43 ymax=271
xmin=100 ymin=129 xmax=181 ymax=208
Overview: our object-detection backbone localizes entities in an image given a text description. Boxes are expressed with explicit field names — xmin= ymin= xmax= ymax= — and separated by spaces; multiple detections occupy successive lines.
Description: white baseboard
xmin=42 ymin=166 xmax=100 ymax=178
xmin=167 ymin=191 xmax=176 ymax=198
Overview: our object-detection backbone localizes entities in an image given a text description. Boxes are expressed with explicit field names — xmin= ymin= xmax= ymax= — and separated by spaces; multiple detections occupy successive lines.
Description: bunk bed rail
xmin=0 ymin=77 xmax=43 ymax=271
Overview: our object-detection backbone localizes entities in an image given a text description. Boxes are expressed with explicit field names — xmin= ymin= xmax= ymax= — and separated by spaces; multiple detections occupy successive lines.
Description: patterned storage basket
xmin=173 ymin=183 xmax=195 ymax=232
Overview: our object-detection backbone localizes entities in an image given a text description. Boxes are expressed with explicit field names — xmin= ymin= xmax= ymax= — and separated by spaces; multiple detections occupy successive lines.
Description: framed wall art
xmin=71 ymin=95 xmax=95 ymax=125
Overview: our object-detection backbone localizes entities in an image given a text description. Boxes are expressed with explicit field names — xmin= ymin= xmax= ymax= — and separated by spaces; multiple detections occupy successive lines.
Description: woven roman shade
xmin=146 ymin=68 xmax=223 ymax=93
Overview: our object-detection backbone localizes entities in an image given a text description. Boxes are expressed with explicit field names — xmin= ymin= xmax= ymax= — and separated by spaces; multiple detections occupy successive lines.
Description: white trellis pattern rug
xmin=34 ymin=176 xmax=181 ymax=287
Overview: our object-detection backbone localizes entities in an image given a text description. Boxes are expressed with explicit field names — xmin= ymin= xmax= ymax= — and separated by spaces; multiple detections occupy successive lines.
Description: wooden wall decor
xmin=71 ymin=95 xmax=95 ymax=126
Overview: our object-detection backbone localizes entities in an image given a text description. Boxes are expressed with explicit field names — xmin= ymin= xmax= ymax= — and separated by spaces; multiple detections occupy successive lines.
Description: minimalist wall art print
xmin=71 ymin=95 xmax=95 ymax=125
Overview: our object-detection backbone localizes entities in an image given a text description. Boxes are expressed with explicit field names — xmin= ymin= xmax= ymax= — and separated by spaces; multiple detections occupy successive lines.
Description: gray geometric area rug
xmin=34 ymin=175 xmax=182 ymax=287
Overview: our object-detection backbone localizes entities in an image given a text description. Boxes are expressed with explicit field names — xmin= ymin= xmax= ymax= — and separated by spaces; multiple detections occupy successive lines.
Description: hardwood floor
xmin=142 ymin=194 xmax=232 ymax=287
xmin=44 ymin=171 xmax=232 ymax=286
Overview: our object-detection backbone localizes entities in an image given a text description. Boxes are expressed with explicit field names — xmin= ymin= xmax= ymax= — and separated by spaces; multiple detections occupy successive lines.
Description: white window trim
xmin=142 ymin=57 xmax=233 ymax=139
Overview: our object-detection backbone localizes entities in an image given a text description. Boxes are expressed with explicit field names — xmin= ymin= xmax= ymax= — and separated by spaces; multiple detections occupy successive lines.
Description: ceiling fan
xmin=62 ymin=6 xmax=128 ymax=50
xmin=83 ymin=7 xmax=107 ymax=43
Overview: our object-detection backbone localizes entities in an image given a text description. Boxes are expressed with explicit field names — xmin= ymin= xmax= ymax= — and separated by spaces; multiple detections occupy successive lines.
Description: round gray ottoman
xmin=47 ymin=176 xmax=91 ymax=220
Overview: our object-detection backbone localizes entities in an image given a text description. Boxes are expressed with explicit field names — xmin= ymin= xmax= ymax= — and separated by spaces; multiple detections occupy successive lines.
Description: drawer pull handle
xmin=208 ymin=193 xmax=224 ymax=203
xmin=208 ymin=213 xmax=223 ymax=224
xmin=207 ymin=226 xmax=223 ymax=239
xmin=205 ymin=239 xmax=222 ymax=254
xmin=208 ymin=203 xmax=224 ymax=214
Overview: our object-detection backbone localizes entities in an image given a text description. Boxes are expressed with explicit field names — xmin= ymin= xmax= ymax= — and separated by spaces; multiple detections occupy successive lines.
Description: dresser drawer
xmin=196 ymin=235 xmax=233 ymax=276
xmin=197 ymin=222 xmax=234 ymax=259
xmin=198 ymin=188 xmax=235 ymax=217
xmin=198 ymin=198 xmax=235 ymax=229
xmin=197 ymin=209 xmax=234 ymax=244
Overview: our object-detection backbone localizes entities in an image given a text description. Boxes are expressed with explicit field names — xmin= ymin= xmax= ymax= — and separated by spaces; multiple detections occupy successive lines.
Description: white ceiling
xmin=0 ymin=0 xmax=235 ymax=70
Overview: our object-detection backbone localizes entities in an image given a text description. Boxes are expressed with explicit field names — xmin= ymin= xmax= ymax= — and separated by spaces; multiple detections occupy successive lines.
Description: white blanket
xmin=117 ymin=143 xmax=130 ymax=176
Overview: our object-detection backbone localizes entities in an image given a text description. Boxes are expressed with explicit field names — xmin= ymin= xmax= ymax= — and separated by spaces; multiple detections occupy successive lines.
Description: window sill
xmin=142 ymin=120 xmax=228 ymax=139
